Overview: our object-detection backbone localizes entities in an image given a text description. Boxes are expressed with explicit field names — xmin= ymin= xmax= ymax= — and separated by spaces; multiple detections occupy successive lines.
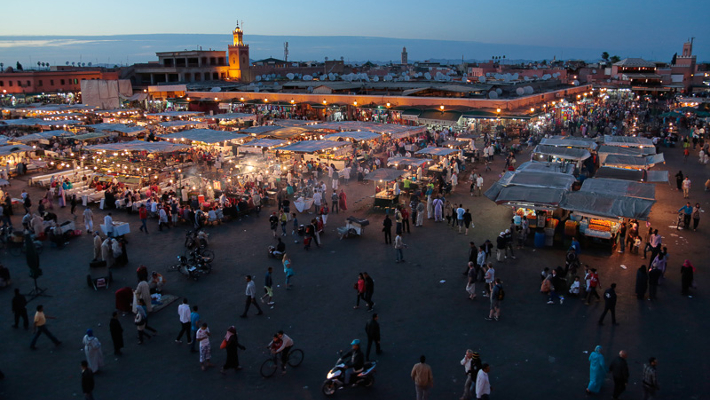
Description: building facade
xmin=0 ymin=67 xmax=119 ymax=95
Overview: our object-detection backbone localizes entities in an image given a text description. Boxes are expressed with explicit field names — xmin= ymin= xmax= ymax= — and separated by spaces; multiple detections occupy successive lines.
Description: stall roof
xmin=597 ymin=145 xmax=656 ymax=156
xmin=87 ymin=123 xmax=146 ymax=135
xmin=270 ymin=119 xmax=317 ymax=127
xmin=158 ymin=121 xmax=204 ymax=128
xmin=72 ymin=132 xmax=112 ymax=141
xmin=440 ymin=139 xmax=468 ymax=148
xmin=594 ymin=167 xmax=645 ymax=181
xmin=279 ymin=140 xmax=350 ymax=153
xmin=93 ymin=108 xmax=140 ymax=115
xmin=0 ymin=144 xmax=33 ymax=156
xmin=603 ymin=135 xmax=654 ymax=147
xmin=539 ymin=137 xmax=599 ymax=151
xmin=208 ymin=113 xmax=256 ymax=121
xmin=503 ymin=171 xmax=577 ymax=189
xmin=84 ymin=141 xmax=190 ymax=153
xmin=241 ymin=126 xmax=281 ymax=134
xmin=324 ymin=131 xmax=382 ymax=141
xmin=239 ymin=138 xmax=286 ymax=149
xmin=363 ymin=168 xmax=406 ymax=182
xmin=485 ymin=185 xmax=567 ymax=209
xmin=533 ymin=145 xmax=591 ymax=161
xmin=560 ymin=192 xmax=655 ymax=220
xmin=415 ymin=146 xmax=459 ymax=156
xmin=160 ymin=129 xmax=248 ymax=144
xmin=516 ymin=161 xmax=575 ymax=175
xmin=0 ymin=118 xmax=46 ymax=126
xmin=14 ymin=130 xmax=74 ymax=142
xmin=387 ymin=156 xmax=430 ymax=168
xmin=37 ymin=120 xmax=84 ymax=127
xmin=145 ymin=111 xmax=205 ymax=118
xmin=603 ymin=153 xmax=665 ymax=168
xmin=580 ymin=178 xmax=655 ymax=200
xmin=645 ymin=170 xmax=669 ymax=183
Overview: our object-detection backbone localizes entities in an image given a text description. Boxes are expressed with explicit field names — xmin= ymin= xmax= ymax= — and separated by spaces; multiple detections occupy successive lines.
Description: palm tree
xmin=66 ymin=61 xmax=70 ymax=66
xmin=71 ymin=62 xmax=75 ymax=67
xmin=37 ymin=61 xmax=41 ymax=69
xmin=0 ymin=63 xmax=4 ymax=71
xmin=87 ymin=62 xmax=92 ymax=67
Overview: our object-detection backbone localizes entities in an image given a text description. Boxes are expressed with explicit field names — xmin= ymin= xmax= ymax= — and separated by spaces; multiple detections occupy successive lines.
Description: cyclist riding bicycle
xmin=267 ymin=331 xmax=293 ymax=374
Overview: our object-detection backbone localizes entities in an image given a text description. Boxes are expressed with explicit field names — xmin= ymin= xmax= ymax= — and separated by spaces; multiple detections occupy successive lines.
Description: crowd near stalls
xmin=0 ymin=89 xmax=707 ymax=254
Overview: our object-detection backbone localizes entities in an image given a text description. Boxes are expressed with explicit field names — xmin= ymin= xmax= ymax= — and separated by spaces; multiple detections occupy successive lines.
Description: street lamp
xmin=353 ymin=101 xmax=357 ymax=106
xmin=440 ymin=105 xmax=444 ymax=111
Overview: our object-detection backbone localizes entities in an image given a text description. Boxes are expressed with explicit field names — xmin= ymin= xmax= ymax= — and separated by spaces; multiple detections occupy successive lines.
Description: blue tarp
xmin=279 ymin=140 xmax=350 ymax=153
xmin=415 ymin=147 xmax=460 ymax=156
xmin=324 ymin=131 xmax=382 ymax=141
xmin=240 ymin=138 xmax=286 ymax=148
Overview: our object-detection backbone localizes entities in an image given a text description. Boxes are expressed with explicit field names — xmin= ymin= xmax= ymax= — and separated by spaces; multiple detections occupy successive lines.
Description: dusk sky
xmin=1 ymin=0 xmax=708 ymax=61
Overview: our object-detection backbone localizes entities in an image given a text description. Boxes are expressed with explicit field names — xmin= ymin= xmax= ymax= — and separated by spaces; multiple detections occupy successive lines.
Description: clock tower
xmin=228 ymin=21 xmax=250 ymax=81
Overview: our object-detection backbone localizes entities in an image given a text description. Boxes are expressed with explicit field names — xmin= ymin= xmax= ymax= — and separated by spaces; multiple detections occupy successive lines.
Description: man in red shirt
xmin=138 ymin=204 xmax=149 ymax=234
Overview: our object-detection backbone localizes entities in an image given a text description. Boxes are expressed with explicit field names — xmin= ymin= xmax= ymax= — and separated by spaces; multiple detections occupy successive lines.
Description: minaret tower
xmin=228 ymin=21 xmax=250 ymax=80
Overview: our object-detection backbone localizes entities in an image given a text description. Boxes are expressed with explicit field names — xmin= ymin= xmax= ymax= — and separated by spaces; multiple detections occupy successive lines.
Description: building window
xmin=8 ymin=81 xmax=12 ymax=87
xmin=0 ymin=81 xmax=3 ymax=87
xmin=61 ymin=79 xmax=65 ymax=85
xmin=50 ymin=79 xmax=54 ymax=85
xmin=74 ymin=79 xmax=78 ymax=84
xmin=26 ymin=80 xmax=30 ymax=86
xmin=17 ymin=81 xmax=22 ymax=87
xmin=38 ymin=80 xmax=43 ymax=86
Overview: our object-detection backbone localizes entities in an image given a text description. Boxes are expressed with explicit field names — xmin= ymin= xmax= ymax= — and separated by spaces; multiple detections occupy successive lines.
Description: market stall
xmin=602 ymin=153 xmax=665 ymax=170
xmin=532 ymin=145 xmax=591 ymax=172
xmin=278 ymin=140 xmax=352 ymax=169
xmin=597 ymin=144 xmax=656 ymax=164
xmin=363 ymin=168 xmax=406 ymax=208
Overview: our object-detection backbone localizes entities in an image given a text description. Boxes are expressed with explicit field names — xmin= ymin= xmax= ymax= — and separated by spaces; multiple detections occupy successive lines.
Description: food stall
xmin=87 ymin=123 xmax=147 ymax=137
xmin=278 ymin=140 xmax=352 ymax=170
xmin=363 ymin=168 xmax=406 ymax=209
xmin=539 ymin=137 xmax=599 ymax=152
xmin=386 ymin=156 xmax=431 ymax=189
xmin=415 ymin=146 xmax=461 ymax=175
xmin=597 ymin=145 xmax=656 ymax=165
xmin=559 ymin=178 xmax=656 ymax=251
xmin=601 ymin=153 xmax=665 ymax=171
xmin=531 ymin=145 xmax=591 ymax=173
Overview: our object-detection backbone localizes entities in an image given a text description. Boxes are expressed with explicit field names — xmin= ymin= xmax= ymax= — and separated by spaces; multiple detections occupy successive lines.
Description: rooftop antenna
xmin=284 ymin=42 xmax=289 ymax=62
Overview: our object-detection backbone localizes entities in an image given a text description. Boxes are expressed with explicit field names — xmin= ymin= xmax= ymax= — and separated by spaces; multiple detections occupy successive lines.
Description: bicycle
xmin=184 ymin=246 xmax=215 ymax=264
xmin=260 ymin=348 xmax=304 ymax=378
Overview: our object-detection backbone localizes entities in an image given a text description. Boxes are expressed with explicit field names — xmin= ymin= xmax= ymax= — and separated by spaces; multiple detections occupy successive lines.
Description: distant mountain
xmin=0 ymin=33 xmax=699 ymax=67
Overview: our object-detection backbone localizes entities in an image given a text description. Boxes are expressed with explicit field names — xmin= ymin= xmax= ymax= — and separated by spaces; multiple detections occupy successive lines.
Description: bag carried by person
xmin=220 ymin=339 xmax=228 ymax=349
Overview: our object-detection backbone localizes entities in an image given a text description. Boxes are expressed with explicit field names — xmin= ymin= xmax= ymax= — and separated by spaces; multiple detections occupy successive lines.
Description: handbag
xmin=220 ymin=339 xmax=228 ymax=349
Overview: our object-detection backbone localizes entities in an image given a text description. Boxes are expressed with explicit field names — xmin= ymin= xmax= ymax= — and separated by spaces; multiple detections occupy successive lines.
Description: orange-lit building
xmin=0 ymin=67 xmax=119 ymax=95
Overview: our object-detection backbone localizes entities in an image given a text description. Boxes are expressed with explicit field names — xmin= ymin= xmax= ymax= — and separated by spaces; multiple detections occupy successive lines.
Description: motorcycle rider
xmin=269 ymin=238 xmax=286 ymax=257
xmin=342 ymin=339 xmax=365 ymax=385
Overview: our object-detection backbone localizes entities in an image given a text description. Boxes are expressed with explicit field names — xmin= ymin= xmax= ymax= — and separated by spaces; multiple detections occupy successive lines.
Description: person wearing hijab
xmin=635 ymin=265 xmax=648 ymax=300
xmin=220 ymin=326 xmax=246 ymax=374
xmin=586 ymin=345 xmax=607 ymax=394
xmin=82 ymin=329 xmax=105 ymax=373
xmin=681 ymin=260 xmax=695 ymax=297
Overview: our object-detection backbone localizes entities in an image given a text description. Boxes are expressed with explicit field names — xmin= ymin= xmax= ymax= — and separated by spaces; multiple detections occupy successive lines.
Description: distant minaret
xmin=284 ymin=42 xmax=289 ymax=62
xmin=401 ymin=47 xmax=408 ymax=65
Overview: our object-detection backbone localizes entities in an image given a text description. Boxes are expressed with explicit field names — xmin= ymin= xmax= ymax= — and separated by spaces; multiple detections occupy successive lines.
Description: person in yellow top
xmin=411 ymin=355 xmax=434 ymax=400
xmin=30 ymin=305 xmax=61 ymax=350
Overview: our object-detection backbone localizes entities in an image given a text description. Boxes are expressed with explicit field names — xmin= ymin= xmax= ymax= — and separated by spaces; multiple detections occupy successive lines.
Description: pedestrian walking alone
xmin=383 ymin=214 xmax=392 ymax=244
xmin=109 ymin=311 xmax=124 ymax=355
xmin=175 ymin=298 xmax=191 ymax=343
xmin=30 ymin=305 xmax=61 ymax=349
xmin=598 ymin=283 xmax=619 ymax=326
xmin=354 ymin=273 xmax=366 ymax=309
xmin=220 ymin=326 xmax=246 ymax=374
xmin=196 ymin=322 xmax=214 ymax=371
xmin=475 ymin=364 xmax=491 ymax=400
xmin=394 ymin=233 xmax=406 ymax=263
xmin=365 ymin=313 xmax=381 ymax=361
xmin=240 ymin=275 xmax=263 ymax=318
xmin=635 ymin=266 xmax=648 ymax=300
xmin=81 ymin=360 xmax=95 ymax=400
xmin=586 ymin=345 xmax=607 ymax=394
xmin=608 ymin=350 xmax=629 ymax=400
xmin=648 ymin=265 xmax=662 ymax=301
xmin=82 ymin=329 xmax=105 ymax=373
xmin=411 ymin=355 xmax=434 ymax=400
xmin=642 ymin=357 xmax=659 ymax=400
xmin=11 ymin=288 xmax=28 ymax=329
xmin=680 ymin=260 xmax=694 ymax=297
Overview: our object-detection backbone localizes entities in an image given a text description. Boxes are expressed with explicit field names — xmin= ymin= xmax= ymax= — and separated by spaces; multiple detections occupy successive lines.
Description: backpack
xmin=497 ymin=286 xmax=505 ymax=301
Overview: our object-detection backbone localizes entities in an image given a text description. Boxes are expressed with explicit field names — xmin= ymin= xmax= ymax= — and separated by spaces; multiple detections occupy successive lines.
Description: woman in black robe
xmin=681 ymin=260 xmax=694 ymax=296
xmin=221 ymin=326 xmax=245 ymax=374
xmin=635 ymin=265 xmax=648 ymax=299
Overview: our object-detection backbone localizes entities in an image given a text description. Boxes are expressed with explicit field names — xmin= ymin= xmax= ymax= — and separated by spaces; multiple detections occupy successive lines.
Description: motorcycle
xmin=168 ymin=255 xmax=200 ymax=281
xmin=321 ymin=354 xmax=376 ymax=396
xmin=184 ymin=230 xmax=209 ymax=249
xmin=267 ymin=245 xmax=285 ymax=258
xmin=187 ymin=250 xmax=213 ymax=275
